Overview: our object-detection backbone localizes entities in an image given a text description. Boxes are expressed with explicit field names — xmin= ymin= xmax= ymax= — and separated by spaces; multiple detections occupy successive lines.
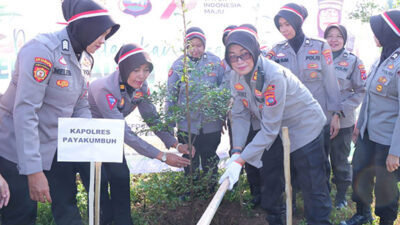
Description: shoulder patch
xmin=33 ymin=57 xmax=52 ymax=83
xmin=62 ymin=39 xmax=69 ymax=51
xmin=322 ymin=49 xmax=333 ymax=65
xmin=106 ymin=94 xmax=117 ymax=110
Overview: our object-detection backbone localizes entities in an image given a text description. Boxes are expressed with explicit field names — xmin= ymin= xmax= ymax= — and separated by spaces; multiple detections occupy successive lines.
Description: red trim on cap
xmin=223 ymin=28 xmax=233 ymax=34
xmin=280 ymin=6 xmax=304 ymax=21
xmin=118 ymin=48 xmax=144 ymax=64
xmin=381 ymin=12 xmax=400 ymax=37
xmin=228 ymin=27 xmax=258 ymax=39
xmin=185 ymin=32 xmax=206 ymax=41
xmin=68 ymin=9 xmax=109 ymax=23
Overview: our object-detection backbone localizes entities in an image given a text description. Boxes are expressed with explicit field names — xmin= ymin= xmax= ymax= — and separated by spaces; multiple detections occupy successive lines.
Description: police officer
xmin=219 ymin=26 xmax=332 ymax=224
xmin=166 ymin=27 xmax=225 ymax=193
xmin=324 ymin=24 xmax=366 ymax=209
xmin=87 ymin=44 xmax=192 ymax=225
xmin=268 ymin=3 xmax=343 ymax=193
xmin=0 ymin=0 xmax=119 ymax=224
xmin=340 ymin=10 xmax=400 ymax=225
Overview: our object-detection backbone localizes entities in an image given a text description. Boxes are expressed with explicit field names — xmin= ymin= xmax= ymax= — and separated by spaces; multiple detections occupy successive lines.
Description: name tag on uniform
xmin=80 ymin=51 xmax=93 ymax=83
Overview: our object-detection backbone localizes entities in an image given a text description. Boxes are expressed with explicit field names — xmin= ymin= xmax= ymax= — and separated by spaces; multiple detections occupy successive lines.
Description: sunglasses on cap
xmin=229 ymin=52 xmax=252 ymax=63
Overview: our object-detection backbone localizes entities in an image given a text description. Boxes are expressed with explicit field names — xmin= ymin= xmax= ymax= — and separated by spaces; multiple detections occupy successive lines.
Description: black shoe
xmin=380 ymin=219 xmax=394 ymax=225
xmin=266 ymin=214 xmax=285 ymax=225
xmin=339 ymin=214 xmax=373 ymax=225
xmin=249 ymin=194 xmax=261 ymax=208
xmin=335 ymin=199 xmax=348 ymax=210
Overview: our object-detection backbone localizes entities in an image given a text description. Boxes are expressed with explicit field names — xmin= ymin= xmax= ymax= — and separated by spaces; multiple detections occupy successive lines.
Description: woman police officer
xmin=219 ymin=26 xmax=332 ymax=224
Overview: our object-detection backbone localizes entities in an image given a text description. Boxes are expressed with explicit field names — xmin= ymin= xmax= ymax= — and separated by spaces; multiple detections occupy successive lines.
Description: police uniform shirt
xmin=166 ymin=52 xmax=225 ymax=135
xmin=231 ymin=57 xmax=326 ymax=168
xmin=0 ymin=28 xmax=91 ymax=175
xmin=333 ymin=50 xmax=366 ymax=128
xmin=268 ymin=37 xmax=342 ymax=123
xmin=357 ymin=48 xmax=400 ymax=156
xmin=88 ymin=71 xmax=176 ymax=159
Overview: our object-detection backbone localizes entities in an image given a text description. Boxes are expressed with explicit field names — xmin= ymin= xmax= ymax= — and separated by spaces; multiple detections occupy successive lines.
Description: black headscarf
xmin=274 ymin=3 xmax=308 ymax=53
xmin=324 ymin=24 xmax=348 ymax=59
xmin=222 ymin=25 xmax=238 ymax=46
xmin=62 ymin=0 xmax=120 ymax=56
xmin=185 ymin=27 xmax=206 ymax=62
xmin=370 ymin=10 xmax=400 ymax=66
xmin=114 ymin=44 xmax=153 ymax=94
xmin=225 ymin=26 xmax=260 ymax=71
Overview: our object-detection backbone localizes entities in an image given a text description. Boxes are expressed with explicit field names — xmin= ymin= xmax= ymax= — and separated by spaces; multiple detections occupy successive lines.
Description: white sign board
xmin=57 ymin=118 xmax=125 ymax=162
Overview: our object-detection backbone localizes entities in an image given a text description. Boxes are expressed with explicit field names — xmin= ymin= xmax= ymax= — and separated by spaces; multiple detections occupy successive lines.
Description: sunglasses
xmin=229 ymin=52 xmax=252 ymax=63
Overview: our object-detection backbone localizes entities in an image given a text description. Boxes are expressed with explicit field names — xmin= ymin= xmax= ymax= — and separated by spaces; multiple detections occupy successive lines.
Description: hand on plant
xmin=27 ymin=171 xmax=52 ymax=203
xmin=0 ymin=174 xmax=10 ymax=208
xmin=218 ymin=160 xmax=243 ymax=190
xmin=165 ymin=153 xmax=190 ymax=168
xmin=225 ymin=153 xmax=240 ymax=167
xmin=386 ymin=154 xmax=400 ymax=172
xmin=177 ymin=143 xmax=196 ymax=156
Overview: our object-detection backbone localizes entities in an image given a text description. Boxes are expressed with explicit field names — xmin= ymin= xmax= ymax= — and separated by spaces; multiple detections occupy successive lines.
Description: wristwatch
xmin=161 ymin=152 xmax=167 ymax=162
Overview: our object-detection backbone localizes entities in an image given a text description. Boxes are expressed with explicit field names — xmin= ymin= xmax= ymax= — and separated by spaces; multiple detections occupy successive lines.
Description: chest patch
xmin=378 ymin=76 xmax=388 ymax=84
xmin=56 ymin=80 xmax=69 ymax=88
xmin=322 ymin=49 xmax=332 ymax=65
xmin=134 ymin=91 xmax=144 ymax=99
xmin=307 ymin=63 xmax=319 ymax=69
xmin=234 ymin=83 xmax=244 ymax=91
xmin=58 ymin=56 xmax=67 ymax=66
xmin=242 ymin=99 xmax=249 ymax=108
xmin=308 ymin=50 xmax=319 ymax=54
xmin=376 ymin=84 xmax=383 ymax=92
xmin=106 ymin=94 xmax=117 ymax=110
xmin=339 ymin=61 xmax=349 ymax=67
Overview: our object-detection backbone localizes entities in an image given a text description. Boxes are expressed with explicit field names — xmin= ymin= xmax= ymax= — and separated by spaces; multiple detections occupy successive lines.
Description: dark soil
xmin=150 ymin=199 xmax=303 ymax=225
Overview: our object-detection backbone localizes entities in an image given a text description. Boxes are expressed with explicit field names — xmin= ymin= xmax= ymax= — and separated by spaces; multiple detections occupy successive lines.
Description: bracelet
xmin=176 ymin=143 xmax=183 ymax=151
xmin=231 ymin=148 xmax=241 ymax=154
xmin=332 ymin=112 xmax=341 ymax=118
xmin=234 ymin=160 xmax=245 ymax=167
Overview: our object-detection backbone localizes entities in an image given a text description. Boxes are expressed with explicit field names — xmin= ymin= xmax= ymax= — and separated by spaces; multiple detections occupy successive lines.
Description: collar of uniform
xmin=58 ymin=28 xmax=73 ymax=56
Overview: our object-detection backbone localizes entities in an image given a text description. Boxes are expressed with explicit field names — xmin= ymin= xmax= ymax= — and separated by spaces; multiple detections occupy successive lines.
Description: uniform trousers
xmin=0 ymin=153 xmax=87 ymax=225
xmin=328 ymin=126 xmax=353 ymax=192
xmin=352 ymin=131 xmax=400 ymax=221
xmin=260 ymin=132 xmax=332 ymax=225
xmin=179 ymin=130 xmax=221 ymax=190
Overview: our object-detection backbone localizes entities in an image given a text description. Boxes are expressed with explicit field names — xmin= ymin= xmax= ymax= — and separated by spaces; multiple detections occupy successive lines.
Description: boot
xmin=249 ymin=185 xmax=261 ymax=208
xmin=339 ymin=204 xmax=373 ymax=225
xmin=380 ymin=219 xmax=394 ymax=225
xmin=266 ymin=214 xmax=285 ymax=225
xmin=335 ymin=186 xmax=348 ymax=209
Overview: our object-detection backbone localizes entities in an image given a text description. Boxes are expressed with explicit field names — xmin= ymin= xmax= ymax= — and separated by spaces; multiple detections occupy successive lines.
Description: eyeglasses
xmin=229 ymin=52 xmax=252 ymax=63
xmin=326 ymin=35 xmax=343 ymax=40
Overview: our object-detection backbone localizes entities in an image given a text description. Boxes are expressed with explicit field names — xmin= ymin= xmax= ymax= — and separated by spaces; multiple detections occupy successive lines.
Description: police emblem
xmin=252 ymin=71 xmax=258 ymax=81
xmin=33 ymin=57 xmax=52 ymax=83
xmin=307 ymin=63 xmax=318 ymax=69
xmin=242 ymin=99 xmax=249 ymax=108
xmin=376 ymin=84 xmax=383 ymax=92
xmin=119 ymin=0 xmax=152 ymax=17
xmin=322 ymin=49 xmax=332 ymax=65
xmin=264 ymin=85 xmax=277 ymax=107
xmin=339 ymin=61 xmax=349 ymax=67
xmin=378 ymin=76 xmax=388 ymax=84
xmin=56 ymin=80 xmax=69 ymax=88
xmin=106 ymin=94 xmax=117 ymax=110
xmin=310 ymin=72 xmax=318 ymax=78
xmin=234 ymin=83 xmax=244 ymax=91
xmin=134 ymin=91 xmax=144 ymax=99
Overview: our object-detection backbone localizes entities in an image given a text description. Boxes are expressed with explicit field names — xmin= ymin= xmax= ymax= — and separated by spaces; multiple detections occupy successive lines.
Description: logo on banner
xmin=119 ymin=0 xmax=152 ymax=17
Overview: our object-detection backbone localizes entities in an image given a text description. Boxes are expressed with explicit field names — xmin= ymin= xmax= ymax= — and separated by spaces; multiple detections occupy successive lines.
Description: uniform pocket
xmin=303 ymin=61 xmax=323 ymax=82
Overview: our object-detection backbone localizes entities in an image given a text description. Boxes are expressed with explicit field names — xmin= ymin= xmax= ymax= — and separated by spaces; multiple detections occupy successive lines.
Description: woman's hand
xmin=386 ymin=154 xmax=400 ymax=172
xmin=0 ymin=174 xmax=10 ymax=208
xmin=165 ymin=153 xmax=191 ymax=168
